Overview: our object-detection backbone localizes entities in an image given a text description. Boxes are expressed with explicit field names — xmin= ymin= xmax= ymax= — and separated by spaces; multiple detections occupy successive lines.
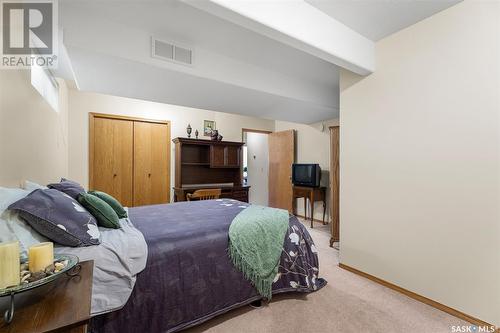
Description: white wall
xmin=0 ymin=70 xmax=68 ymax=187
xmin=67 ymin=89 xmax=275 ymax=197
xmin=275 ymin=119 xmax=338 ymax=222
xmin=67 ymin=89 xmax=339 ymax=214
xmin=246 ymin=132 xmax=269 ymax=206
xmin=340 ymin=0 xmax=499 ymax=326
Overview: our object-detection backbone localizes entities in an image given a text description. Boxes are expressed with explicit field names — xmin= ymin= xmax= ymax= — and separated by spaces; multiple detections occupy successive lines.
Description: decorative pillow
xmin=78 ymin=193 xmax=121 ymax=229
xmin=47 ymin=178 xmax=85 ymax=199
xmin=8 ymin=189 xmax=100 ymax=247
xmin=0 ymin=187 xmax=48 ymax=258
xmin=88 ymin=190 xmax=127 ymax=218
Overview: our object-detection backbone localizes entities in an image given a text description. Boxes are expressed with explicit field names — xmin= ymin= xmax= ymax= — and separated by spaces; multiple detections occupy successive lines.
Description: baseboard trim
xmin=338 ymin=263 xmax=497 ymax=331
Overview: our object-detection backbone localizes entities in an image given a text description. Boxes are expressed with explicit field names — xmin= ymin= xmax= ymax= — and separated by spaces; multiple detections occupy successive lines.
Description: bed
xmin=62 ymin=199 xmax=326 ymax=333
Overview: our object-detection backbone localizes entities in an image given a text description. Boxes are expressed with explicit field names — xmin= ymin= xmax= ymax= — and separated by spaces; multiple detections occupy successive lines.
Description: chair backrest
xmin=186 ymin=189 xmax=222 ymax=201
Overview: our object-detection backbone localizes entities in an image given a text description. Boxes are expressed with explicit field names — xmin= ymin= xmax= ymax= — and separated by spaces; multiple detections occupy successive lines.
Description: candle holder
xmin=0 ymin=254 xmax=80 ymax=324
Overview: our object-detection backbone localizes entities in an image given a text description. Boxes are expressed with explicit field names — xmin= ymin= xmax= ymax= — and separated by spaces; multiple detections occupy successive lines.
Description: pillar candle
xmin=0 ymin=241 xmax=20 ymax=289
xmin=28 ymin=242 xmax=53 ymax=273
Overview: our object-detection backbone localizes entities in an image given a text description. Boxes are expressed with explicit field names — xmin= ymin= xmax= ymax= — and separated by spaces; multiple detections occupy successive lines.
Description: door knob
xmin=113 ymin=174 xmax=117 ymax=178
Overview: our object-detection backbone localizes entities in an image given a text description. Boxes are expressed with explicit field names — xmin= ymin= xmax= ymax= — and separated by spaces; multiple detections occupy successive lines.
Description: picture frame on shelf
xmin=204 ymin=120 xmax=216 ymax=136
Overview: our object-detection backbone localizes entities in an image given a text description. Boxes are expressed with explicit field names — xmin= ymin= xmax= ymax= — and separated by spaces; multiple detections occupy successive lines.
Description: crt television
xmin=292 ymin=164 xmax=321 ymax=187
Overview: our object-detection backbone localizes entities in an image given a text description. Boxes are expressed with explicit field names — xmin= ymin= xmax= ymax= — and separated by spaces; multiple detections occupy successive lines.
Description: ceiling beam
xmin=184 ymin=0 xmax=375 ymax=75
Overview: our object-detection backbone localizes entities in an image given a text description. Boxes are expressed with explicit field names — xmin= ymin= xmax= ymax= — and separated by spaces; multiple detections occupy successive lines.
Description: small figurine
xmin=186 ymin=124 xmax=192 ymax=138
xmin=195 ymin=129 xmax=199 ymax=139
xmin=210 ymin=129 xmax=218 ymax=141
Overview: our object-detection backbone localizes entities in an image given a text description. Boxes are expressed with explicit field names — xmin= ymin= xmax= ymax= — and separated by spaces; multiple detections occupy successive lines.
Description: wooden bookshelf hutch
xmin=172 ymin=137 xmax=249 ymax=202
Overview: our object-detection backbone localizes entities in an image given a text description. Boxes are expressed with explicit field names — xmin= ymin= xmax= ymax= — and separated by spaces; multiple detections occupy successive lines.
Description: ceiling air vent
xmin=152 ymin=37 xmax=193 ymax=66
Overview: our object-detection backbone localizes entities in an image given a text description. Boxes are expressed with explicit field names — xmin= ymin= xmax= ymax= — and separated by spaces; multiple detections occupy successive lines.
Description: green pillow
xmin=77 ymin=193 xmax=121 ymax=229
xmin=88 ymin=191 xmax=127 ymax=218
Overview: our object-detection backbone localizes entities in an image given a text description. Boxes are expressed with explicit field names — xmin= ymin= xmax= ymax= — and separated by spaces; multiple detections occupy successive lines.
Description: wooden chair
xmin=186 ymin=189 xmax=222 ymax=201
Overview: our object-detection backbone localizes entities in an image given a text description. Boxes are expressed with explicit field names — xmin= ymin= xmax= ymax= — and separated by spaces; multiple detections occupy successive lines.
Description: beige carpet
xmin=186 ymin=220 xmax=468 ymax=333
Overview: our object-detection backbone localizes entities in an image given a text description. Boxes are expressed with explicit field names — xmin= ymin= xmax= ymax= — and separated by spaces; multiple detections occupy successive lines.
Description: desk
xmin=0 ymin=261 xmax=93 ymax=333
xmin=174 ymin=185 xmax=250 ymax=202
xmin=292 ymin=186 xmax=327 ymax=228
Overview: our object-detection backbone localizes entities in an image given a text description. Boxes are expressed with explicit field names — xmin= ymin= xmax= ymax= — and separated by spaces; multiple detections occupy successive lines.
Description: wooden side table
xmin=292 ymin=186 xmax=327 ymax=228
xmin=0 ymin=260 xmax=93 ymax=333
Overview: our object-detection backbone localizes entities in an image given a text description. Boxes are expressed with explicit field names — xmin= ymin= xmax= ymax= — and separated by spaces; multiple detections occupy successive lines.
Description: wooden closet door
xmin=133 ymin=122 xmax=170 ymax=206
xmin=91 ymin=117 xmax=134 ymax=207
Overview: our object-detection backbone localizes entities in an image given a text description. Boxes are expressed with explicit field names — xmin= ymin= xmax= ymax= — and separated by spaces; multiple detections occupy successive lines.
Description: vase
xmin=210 ymin=129 xmax=218 ymax=141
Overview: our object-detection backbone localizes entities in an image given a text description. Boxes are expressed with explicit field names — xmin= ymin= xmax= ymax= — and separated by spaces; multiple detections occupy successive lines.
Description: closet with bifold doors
xmin=89 ymin=113 xmax=171 ymax=207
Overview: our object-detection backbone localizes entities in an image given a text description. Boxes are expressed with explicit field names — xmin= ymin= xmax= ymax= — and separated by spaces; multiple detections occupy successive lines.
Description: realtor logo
xmin=1 ymin=0 xmax=58 ymax=68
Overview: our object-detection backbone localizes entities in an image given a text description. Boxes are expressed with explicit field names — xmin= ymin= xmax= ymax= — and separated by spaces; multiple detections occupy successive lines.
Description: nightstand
xmin=0 ymin=260 xmax=93 ymax=333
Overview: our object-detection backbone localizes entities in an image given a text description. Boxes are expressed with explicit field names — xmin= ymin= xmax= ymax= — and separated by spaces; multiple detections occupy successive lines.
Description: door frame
xmin=241 ymin=128 xmax=273 ymax=142
xmin=330 ymin=126 xmax=340 ymax=246
xmin=89 ymin=112 xmax=171 ymax=203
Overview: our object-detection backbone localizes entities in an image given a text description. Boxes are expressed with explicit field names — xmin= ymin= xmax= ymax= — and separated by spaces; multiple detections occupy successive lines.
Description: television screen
xmin=292 ymin=164 xmax=321 ymax=187
xmin=295 ymin=165 xmax=313 ymax=183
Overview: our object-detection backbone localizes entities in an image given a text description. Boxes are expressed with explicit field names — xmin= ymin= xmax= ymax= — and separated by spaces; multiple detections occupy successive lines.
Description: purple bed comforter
xmin=91 ymin=199 xmax=326 ymax=333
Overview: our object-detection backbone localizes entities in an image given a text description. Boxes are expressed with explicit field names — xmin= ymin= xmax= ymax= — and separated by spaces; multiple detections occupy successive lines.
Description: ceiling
xmin=71 ymin=0 xmax=339 ymax=88
xmin=57 ymin=0 xmax=461 ymax=123
xmin=58 ymin=0 xmax=340 ymax=124
xmin=305 ymin=0 xmax=461 ymax=41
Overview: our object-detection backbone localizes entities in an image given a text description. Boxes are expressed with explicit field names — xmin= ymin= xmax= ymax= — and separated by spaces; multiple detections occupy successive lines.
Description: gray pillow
xmin=47 ymin=178 xmax=85 ymax=200
xmin=8 ymin=189 xmax=101 ymax=247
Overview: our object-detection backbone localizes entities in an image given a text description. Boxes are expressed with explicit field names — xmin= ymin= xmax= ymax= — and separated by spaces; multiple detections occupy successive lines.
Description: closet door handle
xmin=113 ymin=174 xmax=117 ymax=178
xmin=148 ymin=173 xmax=151 ymax=178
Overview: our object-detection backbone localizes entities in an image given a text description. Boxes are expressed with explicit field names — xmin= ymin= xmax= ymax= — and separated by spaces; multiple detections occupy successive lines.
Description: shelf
xmin=181 ymin=162 xmax=210 ymax=166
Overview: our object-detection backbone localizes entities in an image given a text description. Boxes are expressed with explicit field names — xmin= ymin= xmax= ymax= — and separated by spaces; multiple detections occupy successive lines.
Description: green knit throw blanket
xmin=228 ymin=205 xmax=289 ymax=299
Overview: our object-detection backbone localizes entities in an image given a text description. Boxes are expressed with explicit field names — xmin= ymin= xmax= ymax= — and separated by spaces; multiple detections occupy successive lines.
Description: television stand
xmin=292 ymin=186 xmax=327 ymax=228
